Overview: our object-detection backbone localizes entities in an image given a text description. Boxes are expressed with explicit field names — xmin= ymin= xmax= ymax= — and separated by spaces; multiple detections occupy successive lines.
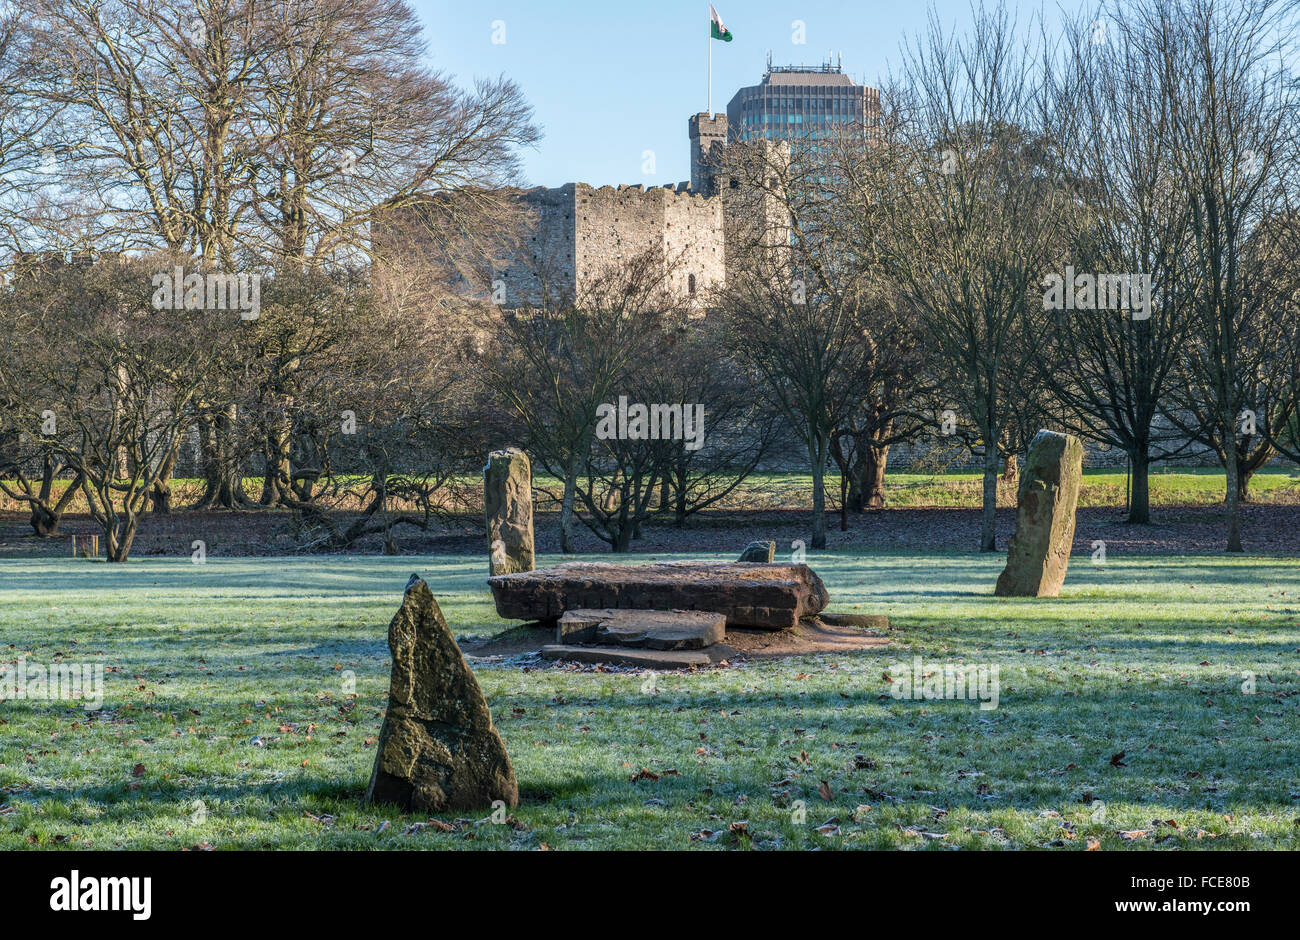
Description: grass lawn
xmin=709 ymin=467 xmax=1300 ymax=510
xmin=7 ymin=466 xmax=1298 ymax=517
xmin=1 ymin=550 xmax=1298 ymax=850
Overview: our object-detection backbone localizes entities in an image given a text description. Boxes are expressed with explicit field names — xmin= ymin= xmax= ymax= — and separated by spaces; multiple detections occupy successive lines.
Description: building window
xmin=688 ymin=274 xmax=697 ymax=294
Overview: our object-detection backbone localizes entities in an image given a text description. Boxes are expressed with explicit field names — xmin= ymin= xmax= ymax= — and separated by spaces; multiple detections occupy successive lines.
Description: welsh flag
xmin=710 ymin=4 xmax=733 ymax=42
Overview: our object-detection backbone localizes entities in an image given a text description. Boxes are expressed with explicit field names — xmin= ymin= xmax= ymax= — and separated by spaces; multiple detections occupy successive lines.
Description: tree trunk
xmin=559 ymin=456 xmax=580 ymax=554
xmin=194 ymin=406 xmax=244 ymax=509
xmin=861 ymin=443 xmax=888 ymax=509
xmin=1236 ymin=459 xmax=1254 ymax=503
xmin=1224 ymin=427 xmax=1243 ymax=552
xmin=150 ymin=445 xmax=178 ymax=514
xmin=612 ymin=497 xmax=633 ymax=552
xmin=1127 ymin=446 xmax=1151 ymax=524
xmin=29 ymin=504 xmax=61 ymax=538
xmin=980 ymin=437 xmax=999 ymax=553
xmin=260 ymin=416 xmax=293 ymax=505
xmin=105 ymin=514 xmax=139 ymax=562
xmin=845 ymin=431 xmax=889 ymax=512
xmin=1002 ymin=453 xmax=1017 ymax=483
xmin=839 ymin=463 xmax=848 ymax=532
xmin=810 ymin=432 xmax=827 ymax=550
xmin=27 ymin=457 xmax=76 ymax=537
xmin=674 ymin=466 xmax=688 ymax=527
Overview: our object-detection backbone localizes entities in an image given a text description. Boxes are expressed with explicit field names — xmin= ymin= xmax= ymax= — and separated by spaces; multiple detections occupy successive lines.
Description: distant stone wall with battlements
xmin=494 ymin=182 xmax=725 ymax=309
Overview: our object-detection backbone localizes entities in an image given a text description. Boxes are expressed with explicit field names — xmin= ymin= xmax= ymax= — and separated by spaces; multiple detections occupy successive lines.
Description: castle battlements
xmin=379 ymin=107 xmax=790 ymax=310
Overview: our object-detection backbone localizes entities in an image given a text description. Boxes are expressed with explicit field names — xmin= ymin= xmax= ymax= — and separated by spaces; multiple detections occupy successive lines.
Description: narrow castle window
xmin=688 ymin=274 xmax=697 ymax=294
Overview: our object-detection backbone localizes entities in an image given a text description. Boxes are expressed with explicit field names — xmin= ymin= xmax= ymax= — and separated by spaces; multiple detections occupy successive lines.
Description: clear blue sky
xmin=413 ymin=1 xmax=1063 ymax=188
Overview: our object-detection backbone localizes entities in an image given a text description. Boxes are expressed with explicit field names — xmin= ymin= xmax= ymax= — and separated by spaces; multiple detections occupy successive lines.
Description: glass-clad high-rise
xmin=725 ymin=59 xmax=880 ymax=144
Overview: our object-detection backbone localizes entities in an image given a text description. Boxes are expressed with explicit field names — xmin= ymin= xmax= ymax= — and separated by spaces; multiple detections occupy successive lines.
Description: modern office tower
xmin=725 ymin=56 xmax=880 ymax=144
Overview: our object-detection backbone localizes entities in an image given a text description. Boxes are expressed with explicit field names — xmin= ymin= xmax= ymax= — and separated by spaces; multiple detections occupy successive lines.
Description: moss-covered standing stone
xmin=484 ymin=447 xmax=534 ymax=576
xmin=736 ymin=540 xmax=776 ymax=563
xmin=995 ymin=430 xmax=1084 ymax=598
xmin=365 ymin=575 xmax=518 ymax=813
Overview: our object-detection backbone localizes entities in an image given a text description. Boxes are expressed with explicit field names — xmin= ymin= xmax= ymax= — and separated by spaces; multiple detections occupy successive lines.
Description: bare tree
xmin=1256 ymin=212 xmax=1300 ymax=469
xmin=246 ymin=0 xmax=539 ymax=264
xmin=870 ymin=6 xmax=1073 ymax=550
xmin=0 ymin=10 xmax=63 ymax=254
xmin=1150 ymin=0 xmax=1300 ymax=551
xmin=1027 ymin=5 xmax=1201 ymax=524
xmin=251 ymin=265 xmax=484 ymax=551
xmin=823 ymin=126 xmax=943 ymax=516
xmin=649 ymin=313 xmax=785 ymax=528
xmin=19 ymin=0 xmax=539 ymax=512
xmin=0 ymin=256 xmax=236 ymax=560
xmin=481 ymin=250 xmax=675 ymax=553
xmin=721 ymin=237 xmax=879 ymax=551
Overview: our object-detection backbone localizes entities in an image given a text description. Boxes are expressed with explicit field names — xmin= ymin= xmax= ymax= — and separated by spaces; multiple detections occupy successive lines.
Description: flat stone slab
xmin=489 ymin=562 xmax=829 ymax=631
xmin=541 ymin=643 xmax=736 ymax=670
xmin=558 ymin=608 xmax=727 ymax=650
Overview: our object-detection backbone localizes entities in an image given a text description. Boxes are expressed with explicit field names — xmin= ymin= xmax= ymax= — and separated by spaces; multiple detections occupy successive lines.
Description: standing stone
xmin=995 ymin=430 xmax=1084 ymax=598
xmin=484 ymin=448 xmax=534 ymax=576
xmin=737 ymin=540 xmax=776 ymax=563
xmin=366 ymin=575 xmax=519 ymax=813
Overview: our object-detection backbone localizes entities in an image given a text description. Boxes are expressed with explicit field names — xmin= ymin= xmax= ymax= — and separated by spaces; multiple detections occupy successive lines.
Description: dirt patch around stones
xmin=459 ymin=622 xmax=553 ymax=658
xmin=722 ymin=617 xmax=893 ymax=659
xmin=460 ymin=615 xmax=893 ymax=664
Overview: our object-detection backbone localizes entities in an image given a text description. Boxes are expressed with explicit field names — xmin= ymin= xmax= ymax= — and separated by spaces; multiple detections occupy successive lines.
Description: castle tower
xmin=688 ymin=113 xmax=728 ymax=197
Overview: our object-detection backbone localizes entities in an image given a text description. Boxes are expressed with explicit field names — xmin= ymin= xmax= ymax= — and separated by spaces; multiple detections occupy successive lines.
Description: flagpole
xmin=708 ymin=5 xmax=713 ymax=116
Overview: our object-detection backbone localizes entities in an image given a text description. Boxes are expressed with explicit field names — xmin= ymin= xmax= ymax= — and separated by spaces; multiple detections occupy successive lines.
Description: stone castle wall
xmin=496 ymin=182 xmax=725 ymax=308
xmin=661 ymin=186 xmax=726 ymax=301
xmin=508 ymin=184 xmax=576 ymax=304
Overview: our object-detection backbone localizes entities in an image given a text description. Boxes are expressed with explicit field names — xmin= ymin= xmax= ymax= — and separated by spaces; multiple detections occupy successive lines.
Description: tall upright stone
xmin=484 ymin=447 xmax=534 ymax=576
xmin=366 ymin=575 xmax=519 ymax=813
xmin=995 ymin=430 xmax=1084 ymax=598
